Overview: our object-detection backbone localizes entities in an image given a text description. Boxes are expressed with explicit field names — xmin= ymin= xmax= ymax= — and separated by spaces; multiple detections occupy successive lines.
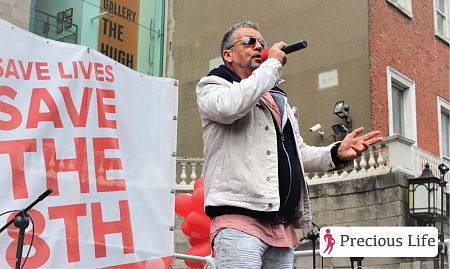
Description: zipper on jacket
xmin=280 ymin=133 xmax=292 ymax=209
xmin=261 ymin=99 xmax=294 ymax=211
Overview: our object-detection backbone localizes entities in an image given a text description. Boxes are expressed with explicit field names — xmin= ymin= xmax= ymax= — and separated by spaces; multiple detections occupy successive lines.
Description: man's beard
xmin=236 ymin=59 xmax=259 ymax=71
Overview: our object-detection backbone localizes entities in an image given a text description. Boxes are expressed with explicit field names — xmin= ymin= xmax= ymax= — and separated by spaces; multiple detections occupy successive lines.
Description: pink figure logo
xmin=323 ymin=229 xmax=335 ymax=254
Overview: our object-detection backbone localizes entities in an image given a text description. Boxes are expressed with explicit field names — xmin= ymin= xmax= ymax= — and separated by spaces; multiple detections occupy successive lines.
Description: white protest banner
xmin=0 ymin=19 xmax=177 ymax=268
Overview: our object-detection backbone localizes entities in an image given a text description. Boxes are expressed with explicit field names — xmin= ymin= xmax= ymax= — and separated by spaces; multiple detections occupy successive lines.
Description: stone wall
xmin=174 ymin=171 xmax=448 ymax=268
xmin=0 ymin=0 xmax=31 ymax=29
xmin=173 ymin=214 xmax=191 ymax=269
xmin=295 ymin=171 xmax=447 ymax=269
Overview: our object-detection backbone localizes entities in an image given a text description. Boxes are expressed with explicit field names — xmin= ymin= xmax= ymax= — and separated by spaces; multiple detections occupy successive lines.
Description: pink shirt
xmin=210 ymin=214 xmax=300 ymax=249
xmin=261 ymin=92 xmax=282 ymax=130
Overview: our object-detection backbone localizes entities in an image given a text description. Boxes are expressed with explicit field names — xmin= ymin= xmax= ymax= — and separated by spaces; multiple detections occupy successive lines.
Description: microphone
xmin=260 ymin=40 xmax=308 ymax=61
xmin=38 ymin=188 xmax=53 ymax=201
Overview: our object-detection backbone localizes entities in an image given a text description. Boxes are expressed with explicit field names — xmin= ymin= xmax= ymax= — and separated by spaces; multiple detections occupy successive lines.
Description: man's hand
xmin=337 ymin=127 xmax=384 ymax=161
xmin=269 ymin=42 xmax=287 ymax=66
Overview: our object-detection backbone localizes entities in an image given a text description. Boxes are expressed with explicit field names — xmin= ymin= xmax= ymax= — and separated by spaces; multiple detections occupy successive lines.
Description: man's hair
xmin=220 ymin=21 xmax=260 ymax=62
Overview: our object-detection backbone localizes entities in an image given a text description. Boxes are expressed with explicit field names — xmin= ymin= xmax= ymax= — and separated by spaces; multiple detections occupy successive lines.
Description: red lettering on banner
xmin=94 ymin=63 xmax=104 ymax=81
xmin=43 ymin=137 xmax=89 ymax=196
xmin=72 ymin=61 xmax=79 ymax=78
xmin=0 ymin=86 xmax=22 ymax=130
xmin=79 ymin=61 xmax=93 ymax=79
xmin=58 ymin=62 xmax=72 ymax=79
xmin=1 ymin=86 xmax=119 ymax=130
xmin=35 ymin=62 xmax=51 ymax=80
xmin=93 ymin=137 xmax=125 ymax=192
xmin=0 ymin=139 xmax=36 ymax=199
xmin=48 ymin=204 xmax=87 ymax=263
xmin=26 ymin=88 xmax=63 ymax=128
xmin=59 ymin=86 xmax=93 ymax=127
xmin=5 ymin=59 xmax=19 ymax=79
xmin=96 ymin=88 xmax=117 ymax=129
xmin=0 ymin=59 xmax=51 ymax=80
xmin=91 ymin=200 xmax=134 ymax=258
xmin=6 ymin=209 xmax=50 ymax=268
xmin=105 ymin=65 xmax=114 ymax=82
xmin=57 ymin=61 xmax=114 ymax=82
xmin=18 ymin=61 xmax=33 ymax=80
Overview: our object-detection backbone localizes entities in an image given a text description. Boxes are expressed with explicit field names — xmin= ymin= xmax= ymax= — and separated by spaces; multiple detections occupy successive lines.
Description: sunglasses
xmin=229 ymin=36 xmax=268 ymax=49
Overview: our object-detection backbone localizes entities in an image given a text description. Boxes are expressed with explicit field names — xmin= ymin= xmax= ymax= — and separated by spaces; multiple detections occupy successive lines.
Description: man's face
xmin=223 ymin=28 xmax=266 ymax=78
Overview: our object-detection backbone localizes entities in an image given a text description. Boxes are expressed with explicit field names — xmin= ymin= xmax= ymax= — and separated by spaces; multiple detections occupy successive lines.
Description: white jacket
xmin=196 ymin=59 xmax=336 ymax=228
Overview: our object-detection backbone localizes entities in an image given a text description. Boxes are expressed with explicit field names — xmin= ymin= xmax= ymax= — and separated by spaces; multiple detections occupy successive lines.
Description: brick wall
xmin=368 ymin=0 xmax=450 ymax=156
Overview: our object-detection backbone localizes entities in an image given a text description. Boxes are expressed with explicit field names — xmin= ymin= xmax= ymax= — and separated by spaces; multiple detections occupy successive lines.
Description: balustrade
xmin=175 ymin=138 xmax=450 ymax=189
xmin=176 ymin=157 xmax=204 ymax=191
xmin=305 ymin=144 xmax=388 ymax=181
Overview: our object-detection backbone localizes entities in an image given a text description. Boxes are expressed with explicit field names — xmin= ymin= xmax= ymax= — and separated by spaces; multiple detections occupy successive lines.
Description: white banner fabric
xmin=0 ymin=19 xmax=177 ymax=269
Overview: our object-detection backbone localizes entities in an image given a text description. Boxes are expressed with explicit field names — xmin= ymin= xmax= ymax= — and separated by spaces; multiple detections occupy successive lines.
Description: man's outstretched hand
xmin=337 ymin=127 xmax=384 ymax=161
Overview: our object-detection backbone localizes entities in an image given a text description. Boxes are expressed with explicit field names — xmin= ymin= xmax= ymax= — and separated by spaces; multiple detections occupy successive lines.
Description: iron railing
xmin=30 ymin=9 xmax=78 ymax=44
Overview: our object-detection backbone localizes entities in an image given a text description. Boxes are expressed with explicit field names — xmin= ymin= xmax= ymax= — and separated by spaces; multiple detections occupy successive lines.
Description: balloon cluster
xmin=175 ymin=177 xmax=213 ymax=268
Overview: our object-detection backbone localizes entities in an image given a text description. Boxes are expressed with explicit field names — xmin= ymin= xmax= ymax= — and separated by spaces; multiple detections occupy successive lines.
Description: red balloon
xmin=181 ymin=220 xmax=191 ymax=237
xmin=189 ymin=230 xmax=209 ymax=242
xmin=193 ymin=177 xmax=204 ymax=190
xmin=175 ymin=193 xmax=192 ymax=218
xmin=189 ymin=235 xmax=208 ymax=246
xmin=186 ymin=211 xmax=211 ymax=235
xmin=191 ymin=188 xmax=205 ymax=213
xmin=184 ymin=241 xmax=212 ymax=268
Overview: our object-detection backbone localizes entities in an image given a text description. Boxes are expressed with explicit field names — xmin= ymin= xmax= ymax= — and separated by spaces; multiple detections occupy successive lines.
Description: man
xmin=196 ymin=21 xmax=383 ymax=268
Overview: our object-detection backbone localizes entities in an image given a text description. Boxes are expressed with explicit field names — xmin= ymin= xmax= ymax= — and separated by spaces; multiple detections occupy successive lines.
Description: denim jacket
xmin=196 ymin=58 xmax=336 ymax=228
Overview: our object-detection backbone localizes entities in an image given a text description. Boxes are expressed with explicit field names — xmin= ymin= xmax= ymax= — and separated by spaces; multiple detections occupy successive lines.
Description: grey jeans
xmin=213 ymin=228 xmax=294 ymax=269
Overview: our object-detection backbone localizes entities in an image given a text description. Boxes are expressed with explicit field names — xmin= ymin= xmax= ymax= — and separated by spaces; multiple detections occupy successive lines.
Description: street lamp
xmin=408 ymin=163 xmax=448 ymax=269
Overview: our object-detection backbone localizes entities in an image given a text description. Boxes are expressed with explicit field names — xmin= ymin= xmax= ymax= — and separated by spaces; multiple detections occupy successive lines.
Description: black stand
xmin=435 ymin=239 xmax=444 ymax=269
xmin=306 ymin=225 xmax=320 ymax=269
xmin=350 ymin=257 xmax=364 ymax=269
xmin=13 ymin=212 xmax=29 ymax=269
xmin=0 ymin=189 xmax=53 ymax=269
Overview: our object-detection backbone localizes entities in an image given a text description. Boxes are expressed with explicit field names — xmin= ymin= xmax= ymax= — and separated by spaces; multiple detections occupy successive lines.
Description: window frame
xmin=433 ymin=0 xmax=450 ymax=43
xmin=391 ymin=82 xmax=406 ymax=135
xmin=386 ymin=0 xmax=413 ymax=18
xmin=386 ymin=67 xmax=417 ymax=144
xmin=438 ymin=97 xmax=450 ymax=159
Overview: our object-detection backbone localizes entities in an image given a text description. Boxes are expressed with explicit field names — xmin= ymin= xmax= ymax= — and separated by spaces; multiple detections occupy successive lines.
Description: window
xmin=438 ymin=97 xmax=450 ymax=159
xmin=386 ymin=0 xmax=413 ymax=18
xmin=392 ymin=83 xmax=405 ymax=135
xmin=29 ymin=0 xmax=166 ymax=76
xmin=434 ymin=0 xmax=450 ymax=42
xmin=387 ymin=67 xmax=417 ymax=142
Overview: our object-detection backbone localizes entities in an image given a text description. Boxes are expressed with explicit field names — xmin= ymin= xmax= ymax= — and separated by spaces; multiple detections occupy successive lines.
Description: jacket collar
xmin=208 ymin=64 xmax=287 ymax=97
xmin=207 ymin=64 xmax=242 ymax=83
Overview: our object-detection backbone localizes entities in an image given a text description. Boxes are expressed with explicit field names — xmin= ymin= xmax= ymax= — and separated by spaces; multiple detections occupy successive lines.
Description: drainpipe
xmin=163 ymin=0 xmax=175 ymax=78
xmin=445 ymin=239 xmax=450 ymax=269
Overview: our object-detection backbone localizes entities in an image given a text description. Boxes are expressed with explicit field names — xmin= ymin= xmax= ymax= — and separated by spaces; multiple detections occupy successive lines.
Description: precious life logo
xmin=319 ymin=227 xmax=438 ymax=257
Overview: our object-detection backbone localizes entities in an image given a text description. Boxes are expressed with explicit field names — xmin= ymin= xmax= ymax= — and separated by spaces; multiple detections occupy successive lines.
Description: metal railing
xmin=30 ymin=9 xmax=78 ymax=44
xmin=174 ymin=249 xmax=322 ymax=269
